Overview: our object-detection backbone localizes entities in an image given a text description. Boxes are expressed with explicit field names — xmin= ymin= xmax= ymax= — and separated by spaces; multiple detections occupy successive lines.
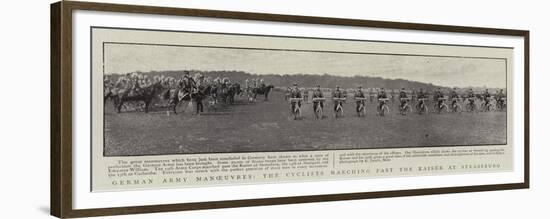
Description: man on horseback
xmin=179 ymin=71 xmax=196 ymax=98
xmin=129 ymin=73 xmax=143 ymax=96
xmin=377 ymin=88 xmax=388 ymax=111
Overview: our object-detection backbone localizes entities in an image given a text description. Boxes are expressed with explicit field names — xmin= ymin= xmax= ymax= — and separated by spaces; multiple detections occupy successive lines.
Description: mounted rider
xmin=179 ymin=71 xmax=196 ymax=97
xmin=129 ymin=73 xmax=143 ymax=96
xmin=355 ymin=86 xmax=366 ymax=112
xmin=252 ymin=78 xmax=258 ymax=88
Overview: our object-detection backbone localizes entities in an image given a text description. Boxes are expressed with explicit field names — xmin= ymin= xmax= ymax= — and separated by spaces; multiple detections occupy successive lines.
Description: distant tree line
xmin=107 ymin=70 xmax=503 ymax=93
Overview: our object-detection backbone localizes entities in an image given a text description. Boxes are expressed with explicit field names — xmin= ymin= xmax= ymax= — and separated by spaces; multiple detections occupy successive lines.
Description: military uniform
xmin=482 ymin=90 xmax=491 ymax=104
xmin=399 ymin=90 xmax=408 ymax=108
xmin=312 ymin=88 xmax=324 ymax=109
xmin=333 ymin=89 xmax=345 ymax=111
xmin=377 ymin=90 xmax=388 ymax=110
xmin=434 ymin=90 xmax=444 ymax=108
xmin=290 ymin=87 xmax=302 ymax=110
xmin=355 ymin=89 xmax=366 ymax=112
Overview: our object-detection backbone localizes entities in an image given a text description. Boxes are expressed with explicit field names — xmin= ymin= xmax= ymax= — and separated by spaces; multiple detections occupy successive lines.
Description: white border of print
xmin=72 ymin=10 xmax=525 ymax=209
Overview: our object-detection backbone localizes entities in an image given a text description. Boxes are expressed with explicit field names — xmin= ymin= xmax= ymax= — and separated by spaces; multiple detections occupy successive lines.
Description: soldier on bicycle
xmin=355 ymin=86 xmax=366 ymax=112
xmin=434 ymin=88 xmax=445 ymax=108
xmin=377 ymin=88 xmax=388 ymax=111
xmin=312 ymin=85 xmax=324 ymax=111
xmin=482 ymin=89 xmax=491 ymax=105
xmin=495 ymin=89 xmax=505 ymax=108
xmin=290 ymin=83 xmax=302 ymax=109
xmin=332 ymin=86 xmax=345 ymax=111
xmin=399 ymin=88 xmax=408 ymax=108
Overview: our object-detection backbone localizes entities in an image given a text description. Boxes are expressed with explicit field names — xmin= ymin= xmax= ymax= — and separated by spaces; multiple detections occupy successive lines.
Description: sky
xmin=104 ymin=43 xmax=507 ymax=88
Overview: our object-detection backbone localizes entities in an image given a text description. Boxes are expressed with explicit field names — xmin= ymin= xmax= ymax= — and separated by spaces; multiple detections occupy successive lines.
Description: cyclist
xmin=333 ymin=86 xmax=346 ymax=112
xmin=449 ymin=88 xmax=460 ymax=111
xmin=434 ymin=88 xmax=445 ymax=110
xmin=495 ymin=89 xmax=505 ymax=109
xmin=377 ymin=88 xmax=388 ymax=111
xmin=416 ymin=88 xmax=428 ymax=111
xmin=482 ymin=89 xmax=491 ymax=110
xmin=399 ymin=88 xmax=408 ymax=109
xmin=312 ymin=85 xmax=324 ymax=111
xmin=290 ymin=83 xmax=302 ymax=111
xmin=355 ymin=86 xmax=366 ymax=113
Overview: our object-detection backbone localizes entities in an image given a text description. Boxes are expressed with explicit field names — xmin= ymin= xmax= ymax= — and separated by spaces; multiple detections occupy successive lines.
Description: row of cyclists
xmin=288 ymin=83 xmax=506 ymax=118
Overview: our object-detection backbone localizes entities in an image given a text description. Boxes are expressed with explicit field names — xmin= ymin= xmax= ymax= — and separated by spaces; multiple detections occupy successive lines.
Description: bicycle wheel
xmin=420 ymin=105 xmax=428 ymax=115
xmin=380 ymin=105 xmax=389 ymax=116
xmin=357 ymin=105 xmax=365 ymax=117
xmin=440 ymin=104 xmax=448 ymax=113
xmin=403 ymin=105 xmax=412 ymax=115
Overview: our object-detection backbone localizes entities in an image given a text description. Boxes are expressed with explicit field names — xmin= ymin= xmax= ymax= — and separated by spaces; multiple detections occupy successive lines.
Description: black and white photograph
xmin=100 ymin=28 xmax=509 ymax=156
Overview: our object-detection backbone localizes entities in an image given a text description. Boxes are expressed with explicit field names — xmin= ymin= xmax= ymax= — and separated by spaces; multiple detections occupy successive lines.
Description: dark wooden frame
xmin=51 ymin=1 xmax=530 ymax=218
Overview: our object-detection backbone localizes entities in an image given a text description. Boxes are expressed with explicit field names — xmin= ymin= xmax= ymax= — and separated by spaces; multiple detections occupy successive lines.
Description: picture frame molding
xmin=50 ymin=1 xmax=530 ymax=218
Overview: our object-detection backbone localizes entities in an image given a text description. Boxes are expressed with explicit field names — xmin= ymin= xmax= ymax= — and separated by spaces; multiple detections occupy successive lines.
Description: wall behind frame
xmin=0 ymin=0 xmax=547 ymax=218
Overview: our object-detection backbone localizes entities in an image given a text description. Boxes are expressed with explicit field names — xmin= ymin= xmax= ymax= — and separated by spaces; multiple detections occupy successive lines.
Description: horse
xmin=167 ymin=84 xmax=216 ymax=115
xmin=112 ymin=82 xmax=165 ymax=113
xmin=226 ymin=83 xmax=242 ymax=104
xmin=104 ymin=87 xmax=114 ymax=104
xmin=217 ymin=83 xmax=241 ymax=104
xmin=252 ymin=84 xmax=274 ymax=101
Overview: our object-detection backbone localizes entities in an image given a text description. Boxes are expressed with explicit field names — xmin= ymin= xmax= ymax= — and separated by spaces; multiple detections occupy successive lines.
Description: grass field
xmin=104 ymin=91 xmax=506 ymax=156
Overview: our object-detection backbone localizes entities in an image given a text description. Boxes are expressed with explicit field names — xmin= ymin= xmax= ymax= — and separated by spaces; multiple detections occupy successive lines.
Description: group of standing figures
xmin=286 ymin=84 xmax=507 ymax=120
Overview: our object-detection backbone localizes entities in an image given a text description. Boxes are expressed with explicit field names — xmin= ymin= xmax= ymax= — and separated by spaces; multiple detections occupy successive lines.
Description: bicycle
xmin=416 ymin=98 xmax=429 ymax=115
xmin=333 ymin=97 xmax=346 ymax=118
xmin=480 ymin=98 xmax=494 ymax=112
xmin=449 ymin=97 xmax=462 ymax=113
xmin=465 ymin=97 xmax=476 ymax=112
xmin=377 ymin=98 xmax=390 ymax=116
xmin=399 ymin=97 xmax=412 ymax=115
xmin=289 ymin=97 xmax=303 ymax=120
xmin=434 ymin=97 xmax=449 ymax=114
xmin=312 ymin=97 xmax=325 ymax=119
xmin=496 ymin=97 xmax=507 ymax=112
xmin=355 ymin=97 xmax=368 ymax=117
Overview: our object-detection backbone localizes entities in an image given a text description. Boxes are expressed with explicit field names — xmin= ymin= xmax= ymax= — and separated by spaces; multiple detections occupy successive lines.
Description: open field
xmin=104 ymin=91 xmax=506 ymax=156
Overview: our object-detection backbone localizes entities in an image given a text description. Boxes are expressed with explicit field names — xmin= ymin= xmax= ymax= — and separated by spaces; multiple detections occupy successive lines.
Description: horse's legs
xmin=172 ymin=100 xmax=179 ymax=115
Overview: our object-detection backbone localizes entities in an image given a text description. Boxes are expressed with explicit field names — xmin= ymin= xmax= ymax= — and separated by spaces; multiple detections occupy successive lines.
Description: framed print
xmin=51 ymin=1 xmax=529 ymax=218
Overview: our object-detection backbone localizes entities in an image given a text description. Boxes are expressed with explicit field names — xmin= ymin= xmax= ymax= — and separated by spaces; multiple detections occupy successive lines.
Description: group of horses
xmin=104 ymin=80 xmax=274 ymax=114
